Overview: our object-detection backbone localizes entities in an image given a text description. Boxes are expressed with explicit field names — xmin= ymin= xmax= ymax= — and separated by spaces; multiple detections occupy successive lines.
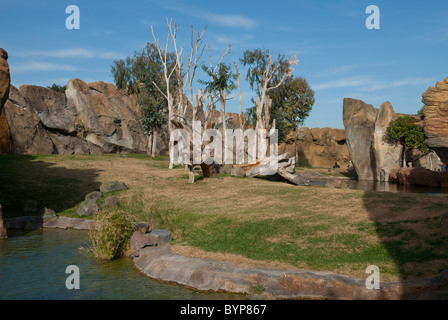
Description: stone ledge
xmin=133 ymin=245 xmax=448 ymax=300
xmin=43 ymin=216 xmax=95 ymax=230
xmin=4 ymin=215 xmax=95 ymax=230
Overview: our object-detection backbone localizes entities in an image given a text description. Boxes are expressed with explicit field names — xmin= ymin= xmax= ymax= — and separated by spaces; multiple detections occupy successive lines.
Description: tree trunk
xmin=294 ymin=131 xmax=298 ymax=166
xmin=402 ymin=147 xmax=407 ymax=168
xmin=220 ymin=90 xmax=227 ymax=160
xmin=151 ymin=128 xmax=158 ymax=158
xmin=188 ymin=164 xmax=195 ymax=183
xmin=147 ymin=133 xmax=153 ymax=158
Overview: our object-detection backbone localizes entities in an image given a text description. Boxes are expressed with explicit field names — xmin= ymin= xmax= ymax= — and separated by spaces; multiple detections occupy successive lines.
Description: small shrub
xmin=81 ymin=208 xmax=137 ymax=260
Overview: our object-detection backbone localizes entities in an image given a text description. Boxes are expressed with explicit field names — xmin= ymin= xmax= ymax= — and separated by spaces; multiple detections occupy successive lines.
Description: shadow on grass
xmin=362 ymin=189 xmax=448 ymax=299
xmin=0 ymin=155 xmax=101 ymax=219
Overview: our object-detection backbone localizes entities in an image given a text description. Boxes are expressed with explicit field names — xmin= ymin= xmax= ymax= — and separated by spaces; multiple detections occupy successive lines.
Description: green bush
xmin=82 ymin=208 xmax=136 ymax=260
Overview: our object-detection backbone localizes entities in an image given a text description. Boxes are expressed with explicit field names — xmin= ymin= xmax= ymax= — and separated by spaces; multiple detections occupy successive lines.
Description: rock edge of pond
xmin=3 ymin=215 xmax=448 ymax=300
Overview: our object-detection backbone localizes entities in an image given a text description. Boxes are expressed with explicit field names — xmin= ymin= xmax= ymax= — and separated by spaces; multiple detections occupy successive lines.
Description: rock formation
xmin=0 ymin=48 xmax=10 ymax=239
xmin=389 ymin=167 xmax=448 ymax=188
xmin=279 ymin=127 xmax=350 ymax=168
xmin=343 ymin=98 xmax=405 ymax=181
xmin=1 ymin=79 xmax=150 ymax=154
xmin=0 ymin=48 xmax=10 ymax=116
xmin=421 ymin=76 xmax=448 ymax=163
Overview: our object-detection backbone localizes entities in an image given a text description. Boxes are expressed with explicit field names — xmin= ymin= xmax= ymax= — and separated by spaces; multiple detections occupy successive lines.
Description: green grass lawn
xmin=1 ymin=154 xmax=448 ymax=282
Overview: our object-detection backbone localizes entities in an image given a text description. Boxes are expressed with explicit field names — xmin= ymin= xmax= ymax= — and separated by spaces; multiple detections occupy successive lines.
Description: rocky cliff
xmin=1 ymin=79 xmax=150 ymax=155
xmin=343 ymin=98 xmax=405 ymax=181
xmin=421 ymin=76 xmax=448 ymax=163
xmin=0 ymin=48 xmax=10 ymax=239
xmin=279 ymin=127 xmax=350 ymax=168
xmin=0 ymin=48 xmax=9 ymax=116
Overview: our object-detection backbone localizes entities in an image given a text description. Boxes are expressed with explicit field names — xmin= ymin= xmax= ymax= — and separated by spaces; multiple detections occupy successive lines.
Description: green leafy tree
xmin=241 ymin=48 xmax=314 ymax=162
xmin=199 ymin=62 xmax=237 ymax=106
xmin=383 ymin=116 xmax=428 ymax=167
xmin=111 ymin=43 xmax=176 ymax=157
xmin=270 ymin=77 xmax=315 ymax=141
xmin=199 ymin=62 xmax=237 ymax=160
xmin=47 ymin=83 xmax=66 ymax=94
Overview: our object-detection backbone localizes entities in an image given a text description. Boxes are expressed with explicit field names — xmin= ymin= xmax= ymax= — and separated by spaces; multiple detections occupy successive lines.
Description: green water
xmin=0 ymin=229 xmax=244 ymax=300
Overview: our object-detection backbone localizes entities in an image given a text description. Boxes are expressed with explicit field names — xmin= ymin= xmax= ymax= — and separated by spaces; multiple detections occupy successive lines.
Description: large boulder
xmin=0 ymin=101 xmax=12 ymax=154
xmin=279 ymin=127 xmax=351 ymax=168
xmin=0 ymin=204 xmax=7 ymax=240
xmin=389 ymin=167 xmax=448 ymax=187
xmin=4 ymin=86 xmax=54 ymax=154
xmin=372 ymin=102 xmax=404 ymax=181
xmin=343 ymin=98 xmax=378 ymax=180
xmin=343 ymin=98 xmax=410 ymax=181
xmin=0 ymin=48 xmax=11 ymax=154
xmin=19 ymin=85 xmax=78 ymax=134
xmin=65 ymin=79 xmax=147 ymax=153
xmin=1 ymin=78 xmax=151 ymax=155
xmin=421 ymin=76 xmax=448 ymax=163
xmin=0 ymin=48 xmax=10 ymax=116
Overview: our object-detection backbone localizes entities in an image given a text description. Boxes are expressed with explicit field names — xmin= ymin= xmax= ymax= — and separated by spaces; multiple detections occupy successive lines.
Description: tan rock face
xmin=3 ymin=79 xmax=149 ymax=155
xmin=422 ymin=77 xmax=448 ymax=138
xmin=343 ymin=98 xmax=406 ymax=181
xmin=279 ymin=127 xmax=350 ymax=168
xmin=389 ymin=167 xmax=448 ymax=188
xmin=0 ymin=48 xmax=10 ymax=116
xmin=65 ymin=79 xmax=147 ymax=153
xmin=343 ymin=98 xmax=378 ymax=180
xmin=4 ymin=86 xmax=54 ymax=154
xmin=0 ymin=204 xmax=7 ymax=240
xmin=0 ymin=108 xmax=12 ymax=154
xmin=372 ymin=102 xmax=404 ymax=181
xmin=421 ymin=76 xmax=448 ymax=162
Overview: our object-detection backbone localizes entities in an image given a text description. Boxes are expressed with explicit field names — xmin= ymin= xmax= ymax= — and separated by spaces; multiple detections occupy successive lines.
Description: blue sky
xmin=1 ymin=0 xmax=447 ymax=129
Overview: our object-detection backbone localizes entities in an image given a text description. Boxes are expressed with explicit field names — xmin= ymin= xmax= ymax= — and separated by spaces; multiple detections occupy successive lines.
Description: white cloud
xmin=312 ymin=76 xmax=372 ymax=90
xmin=169 ymin=5 xmax=257 ymax=29
xmin=208 ymin=14 xmax=256 ymax=29
xmin=313 ymin=76 xmax=432 ymax=91
xmin=359 ymin=78 xmax=433 ymax=92
xmin=17 ymin=48 xmax=123 ymax=60
xmin=12 ymin=62 xmax=79 ymax=72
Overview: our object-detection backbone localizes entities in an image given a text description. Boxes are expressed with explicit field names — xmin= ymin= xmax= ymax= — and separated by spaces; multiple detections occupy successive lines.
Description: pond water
xmin=310 ymin=179 xmax=448 ymax=195
xmin=0 ymin=228 xmax=244 ymax=300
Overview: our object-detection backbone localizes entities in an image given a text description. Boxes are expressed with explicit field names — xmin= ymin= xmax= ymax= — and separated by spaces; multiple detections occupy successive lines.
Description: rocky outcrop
xmin=1 ymin=79 xmax=151 ymax=155
xmin=389 ymin=167 xmax=448 ymax=187
xmin=0 ymin=48 xmax=11 ymax=154
xmin=0 ymin=48 xmax=11 ymax=239
xmin=0 ymin=48 xmax=10 ymax=116
xmin=343 ymin=98 xmax=406 ymax=181
xmin=0 ymin=108 xmax=12 ymax=154
xmin=421 ymin=76 xmax=448 ymax=163
xmin=0 ymin=204 xmax=7 ymax=240
xmin=372 ymin=102 xmax=404 ymax=182
xmin=343 ymin=98 xmax=378 ymax=180
xmin=279 ymin=127 xmax=350 ymax=168
xmin=65 ymin=79 xmax=147 ymax=153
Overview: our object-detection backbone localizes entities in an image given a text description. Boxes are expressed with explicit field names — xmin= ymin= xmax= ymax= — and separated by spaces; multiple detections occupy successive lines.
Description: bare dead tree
xmin=255 ymin=55 xmax=298 ymax=132
xmin=151 ymin=19 xmax=178 ymax=169
xmin=151 ymin=19 xmax=210 ymax=182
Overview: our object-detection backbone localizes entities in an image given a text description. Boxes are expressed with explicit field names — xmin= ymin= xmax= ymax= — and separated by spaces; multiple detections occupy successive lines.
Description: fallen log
xmin=232 ymin=152 xmax=310 ymax=186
